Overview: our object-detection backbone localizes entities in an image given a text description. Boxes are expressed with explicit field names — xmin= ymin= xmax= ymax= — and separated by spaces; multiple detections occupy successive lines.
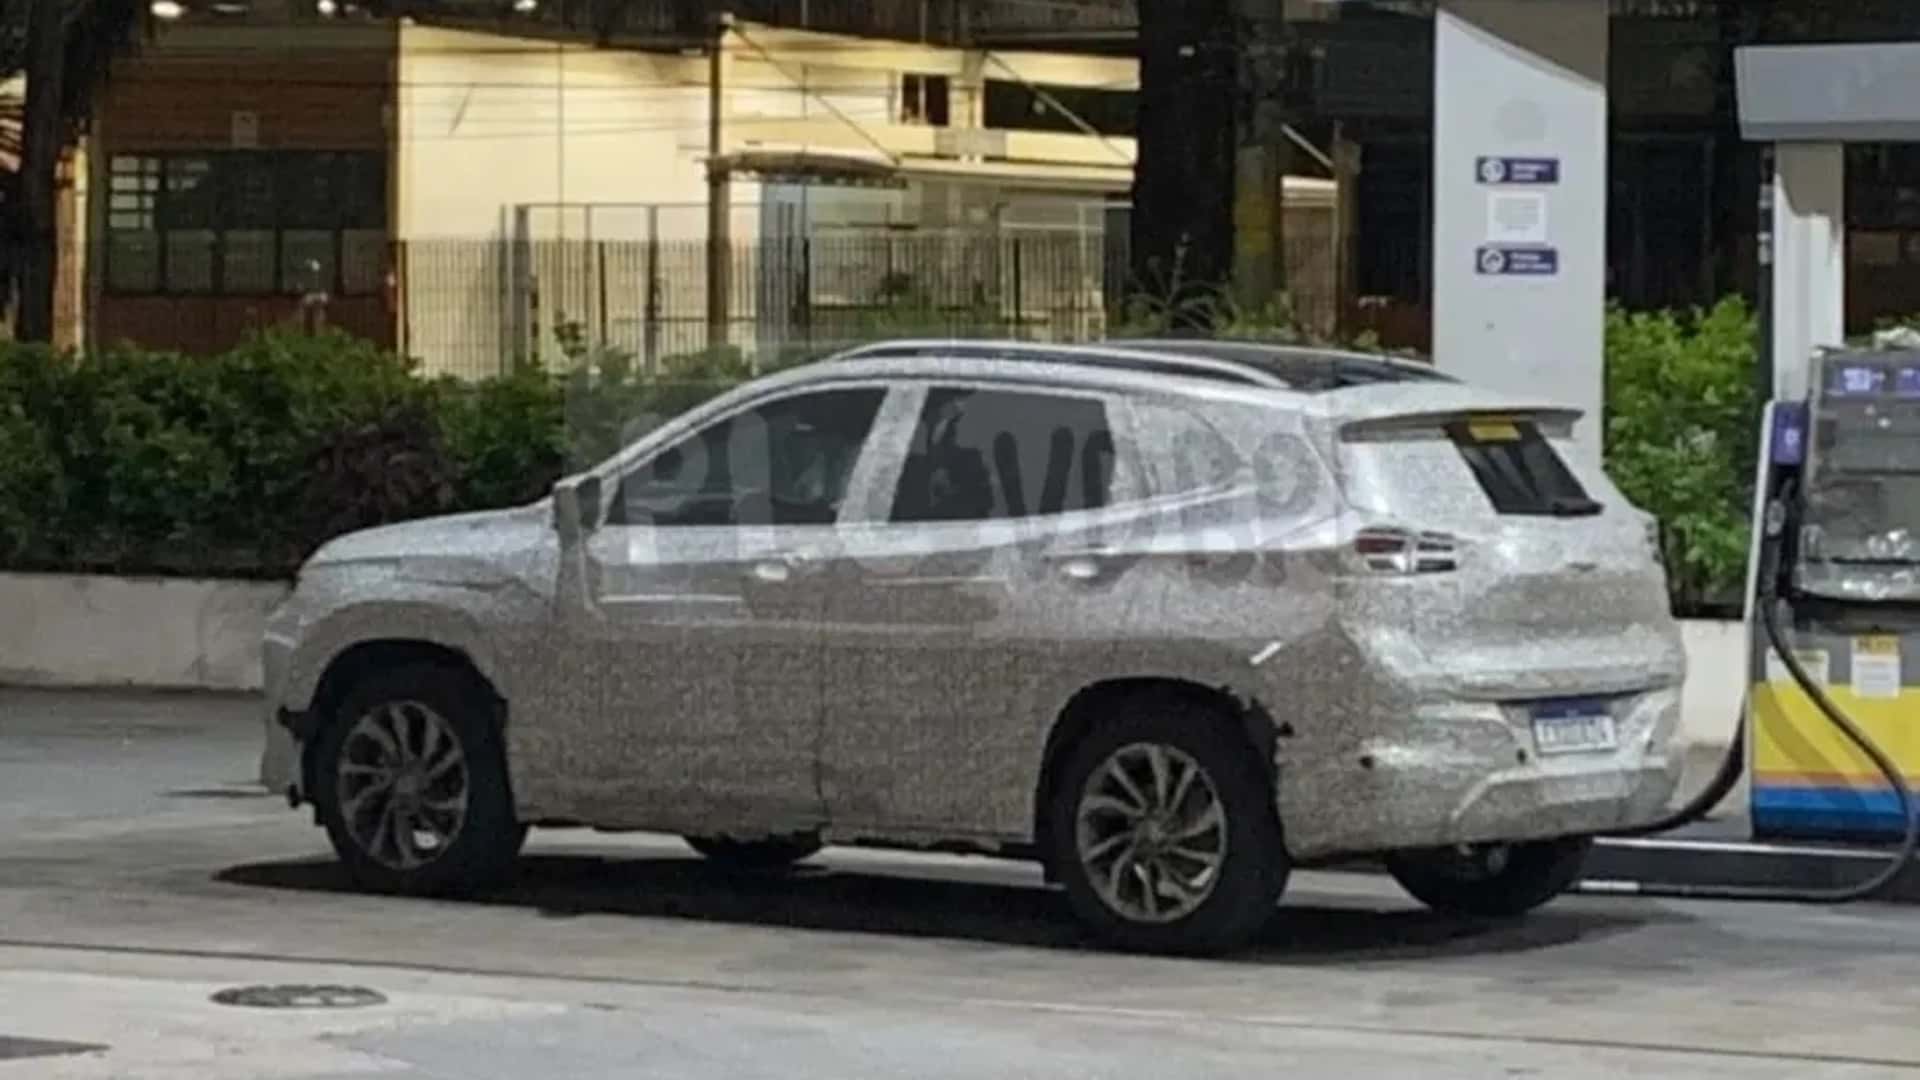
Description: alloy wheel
xmin=1074 ymin=742 xmax=1228 ymax=924
xmin=336 ymin=700 xmax=470 ymax=871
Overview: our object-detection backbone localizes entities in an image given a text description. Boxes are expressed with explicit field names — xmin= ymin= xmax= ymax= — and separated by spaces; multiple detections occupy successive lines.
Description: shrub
xmin=441 ymin=368 xmax=567 ymax=509
xmin=1603 ymin=296 xmax=1761 ymax=615
xmin=0 ymin=344 xmax=66 ymax=563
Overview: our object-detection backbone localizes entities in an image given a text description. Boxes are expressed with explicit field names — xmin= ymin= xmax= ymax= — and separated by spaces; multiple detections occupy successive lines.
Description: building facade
xmin=80 ymin=0 xmax=1176 ymax=371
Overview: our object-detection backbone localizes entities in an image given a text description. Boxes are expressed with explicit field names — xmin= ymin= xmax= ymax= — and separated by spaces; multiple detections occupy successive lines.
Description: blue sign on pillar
xmin=1477 ymin=156 xmax=1561 ymax=185
xmin=1476 ymin=246 xmax=1560 ymax=276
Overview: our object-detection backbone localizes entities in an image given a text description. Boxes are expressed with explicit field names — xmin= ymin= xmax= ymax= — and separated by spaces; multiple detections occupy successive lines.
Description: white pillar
xmin=1432 ymin=0 xmax=1610 ymax=464
xmin=1770 ymin=142 xmax=1846 ymax=402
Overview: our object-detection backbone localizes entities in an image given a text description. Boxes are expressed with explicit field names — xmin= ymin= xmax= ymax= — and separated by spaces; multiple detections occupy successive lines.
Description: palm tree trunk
xmin=15 ymin=0 xmax=67 ymax=344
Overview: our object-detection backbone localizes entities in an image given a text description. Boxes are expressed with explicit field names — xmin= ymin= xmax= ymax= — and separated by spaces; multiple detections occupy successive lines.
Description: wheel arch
xmin=297 ymin=639 xmax=504 ymax=802
xmin=1031 ymin=676 xmax=1280 ymax=875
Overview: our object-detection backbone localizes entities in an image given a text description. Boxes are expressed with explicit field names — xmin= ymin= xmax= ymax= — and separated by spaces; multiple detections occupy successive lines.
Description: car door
xmin=817 ymin=381 xmax=1154 ymax=839
xmin=552 ymin=380 xmax=894 ymax=834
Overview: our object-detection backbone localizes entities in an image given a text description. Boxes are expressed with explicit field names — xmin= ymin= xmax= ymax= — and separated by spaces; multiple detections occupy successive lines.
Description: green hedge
xmin=0 ymin=314 xmax=1765 ymax=610
xmin=1603 ymin=296 xmax=1761 ymax=616
xmin=0 ymin=331 xmax=768 ymax=579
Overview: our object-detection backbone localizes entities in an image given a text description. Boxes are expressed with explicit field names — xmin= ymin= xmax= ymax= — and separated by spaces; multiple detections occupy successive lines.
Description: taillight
xmin=1353 ymin=526 xmax=1460 ymax=575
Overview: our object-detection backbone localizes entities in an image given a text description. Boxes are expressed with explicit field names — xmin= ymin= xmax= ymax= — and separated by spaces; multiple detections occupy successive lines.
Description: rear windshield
xmin=1444 ymin=419 xmax=1600 ymax=517
xmin=1340 ymin=418 xmax=1600 ymax=522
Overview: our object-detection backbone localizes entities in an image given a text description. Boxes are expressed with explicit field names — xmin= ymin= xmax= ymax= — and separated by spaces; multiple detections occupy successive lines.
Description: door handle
xmin=749 ymin=552 xmax=808 ymax=584
xmin=1044 ymin=547 xmax=1120 ymax=584
xmin=1057 ymin=557 xmax=1103 ymax=582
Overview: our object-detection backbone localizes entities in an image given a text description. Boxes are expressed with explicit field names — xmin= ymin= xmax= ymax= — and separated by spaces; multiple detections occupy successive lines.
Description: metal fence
xmin=397 ymin=214 xmax=1352 ymax=379
xmin=401 ymin=229 xmax=1136 ymax=379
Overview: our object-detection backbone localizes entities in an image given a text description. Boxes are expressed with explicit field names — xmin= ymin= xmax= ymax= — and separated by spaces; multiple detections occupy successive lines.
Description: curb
xmin=1577 ymin=834 xmax=1920 ymax=903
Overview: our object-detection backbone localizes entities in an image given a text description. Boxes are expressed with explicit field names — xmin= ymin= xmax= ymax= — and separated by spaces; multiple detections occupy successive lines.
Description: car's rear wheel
xmin=312 ymin=664 xmax=525 ymax=896
xmin=1385 ymin=838 xmax=1592 ymax=918
xmin=684 ymin=834 xmax=822 ymax=870
xmin=1048 ymin=695 xmax=1289 ymax=956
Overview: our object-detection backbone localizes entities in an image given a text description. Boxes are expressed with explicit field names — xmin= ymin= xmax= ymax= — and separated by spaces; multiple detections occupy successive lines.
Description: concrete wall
xmin=0 ymin=573 xmax=288 ymax=692
xmin=1431 ymin=0 xmax=1610 ymax=465
xmin=1677 ymin=617 xmax=1746 ymax=749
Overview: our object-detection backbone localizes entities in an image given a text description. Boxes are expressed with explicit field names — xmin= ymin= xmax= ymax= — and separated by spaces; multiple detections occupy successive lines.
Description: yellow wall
xmin=391 ymin=23 xmax=1161 ymax=373
xmin=396 ymin=25 xmax=737 ymax=243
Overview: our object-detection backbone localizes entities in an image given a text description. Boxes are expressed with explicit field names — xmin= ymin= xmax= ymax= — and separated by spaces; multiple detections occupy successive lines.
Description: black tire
xmin=1047 ymin=693 xmax=1289 ymax=956
xmin=684 ymin=833 xmax=822 ymax=870
xmin=1385 ymin=838 xmax=1592 ymax=918
xmin=311 ymin=663 xmax=526 ymax=897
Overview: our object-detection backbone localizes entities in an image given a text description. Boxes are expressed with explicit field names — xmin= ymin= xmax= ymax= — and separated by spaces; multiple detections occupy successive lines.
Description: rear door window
xmin=889 ymin=387 xmax=1117 ymax=522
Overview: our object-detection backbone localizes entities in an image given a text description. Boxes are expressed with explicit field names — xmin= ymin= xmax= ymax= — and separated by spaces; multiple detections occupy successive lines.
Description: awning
xmin=714 ymin=146 xmax=1337 ymax=205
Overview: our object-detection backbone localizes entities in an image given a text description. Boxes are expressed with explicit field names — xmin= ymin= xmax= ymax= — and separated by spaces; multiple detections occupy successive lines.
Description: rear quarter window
xmin=1130 ymin=399 xmax=1246 ymax=497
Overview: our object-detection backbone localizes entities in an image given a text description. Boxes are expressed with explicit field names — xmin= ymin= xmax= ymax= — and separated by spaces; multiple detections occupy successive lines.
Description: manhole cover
xmin=211 ymin=985 xmax=387 ymax=1009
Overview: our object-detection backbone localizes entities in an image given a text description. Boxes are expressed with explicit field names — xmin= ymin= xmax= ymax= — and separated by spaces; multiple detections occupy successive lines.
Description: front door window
xmin=610 ymin=387 xmax=887 ymax=528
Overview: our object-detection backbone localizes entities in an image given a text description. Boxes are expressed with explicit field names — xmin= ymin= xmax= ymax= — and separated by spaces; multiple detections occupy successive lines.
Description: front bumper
xmin=258 ymin=612 xmax=304 ymax=800
xmin=259 ymin=714 xmax=302 ymax=803
xmin=1279 ymin=684 xmax=1684 ymax=860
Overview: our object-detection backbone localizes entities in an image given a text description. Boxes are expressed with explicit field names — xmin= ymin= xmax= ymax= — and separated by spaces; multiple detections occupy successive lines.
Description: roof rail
xmin=825 ymin=339 xmax=1283 ymax=388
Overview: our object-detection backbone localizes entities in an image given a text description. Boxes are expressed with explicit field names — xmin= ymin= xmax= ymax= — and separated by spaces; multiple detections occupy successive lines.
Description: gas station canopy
xmin=1735 ymin=42 xmax=1920 ymax=400
xmin=1737 ymin=42 xmax=1920 ymax=143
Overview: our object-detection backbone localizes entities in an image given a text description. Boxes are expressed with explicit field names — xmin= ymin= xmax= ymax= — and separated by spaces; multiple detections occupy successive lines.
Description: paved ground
xmin=2 ymin=688 xmax=1918 ymax=1078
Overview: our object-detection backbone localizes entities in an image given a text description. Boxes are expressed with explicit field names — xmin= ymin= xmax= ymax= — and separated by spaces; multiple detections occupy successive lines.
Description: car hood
xmin=306 ymin=502 xmax=555 ymax=572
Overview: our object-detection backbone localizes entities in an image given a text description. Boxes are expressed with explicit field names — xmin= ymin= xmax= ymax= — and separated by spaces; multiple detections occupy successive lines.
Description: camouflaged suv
xmin=260 ymin=339 xmax=1684 ymax=955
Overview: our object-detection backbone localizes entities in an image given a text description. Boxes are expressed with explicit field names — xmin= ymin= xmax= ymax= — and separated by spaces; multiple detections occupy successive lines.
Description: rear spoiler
xmin=1337 ymin=406 xmax=1583 ymax=440
xmin=1320 ymin=382 xmax=1584 ymax=433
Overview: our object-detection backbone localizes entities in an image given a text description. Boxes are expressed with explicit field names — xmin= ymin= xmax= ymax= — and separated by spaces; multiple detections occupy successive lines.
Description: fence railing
xmin=403 ymin=230 xmax=1137 ymax=379
xmin=401 ymin=228 xmax=1346 ymax=379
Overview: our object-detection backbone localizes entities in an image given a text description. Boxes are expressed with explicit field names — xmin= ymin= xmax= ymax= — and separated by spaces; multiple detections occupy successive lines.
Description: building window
xmin=104 ymin=151 xmax=386 ymax=296
xmin=900 ymin=73 xmax=951 ymax=126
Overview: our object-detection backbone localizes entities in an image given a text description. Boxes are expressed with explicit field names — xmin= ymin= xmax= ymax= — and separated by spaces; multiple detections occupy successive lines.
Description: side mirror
xmin=551 ymin=474 xmax=605 ymax=544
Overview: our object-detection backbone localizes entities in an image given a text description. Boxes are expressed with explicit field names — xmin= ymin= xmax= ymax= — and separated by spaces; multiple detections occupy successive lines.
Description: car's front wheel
xmin=1048 ymin=695 xmax=1290 ymax=956
xmin=311 ymin=664 xmax=526 ymax=896
xmin=1385 ymin=838 xmax=1592 ymax=918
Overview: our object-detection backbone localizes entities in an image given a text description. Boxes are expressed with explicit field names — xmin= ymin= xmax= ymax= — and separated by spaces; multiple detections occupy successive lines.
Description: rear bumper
xmin=1279 ymin=684 xmax=1684 ymax=859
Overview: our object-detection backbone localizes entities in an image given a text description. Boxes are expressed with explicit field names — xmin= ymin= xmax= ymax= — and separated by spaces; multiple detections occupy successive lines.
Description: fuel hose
xmin=1594 ymin=482 xmax=1920 ymax=902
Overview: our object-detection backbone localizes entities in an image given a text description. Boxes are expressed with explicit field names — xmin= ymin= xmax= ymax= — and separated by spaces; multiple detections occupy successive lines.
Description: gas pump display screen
xmin=1828 ymin=362 xmax=1886 ymax=397
xmin=1824 ymin=361 xmax=1920 ymax=398
xmin=1804 ymin=351 xmax=1920 ymax=573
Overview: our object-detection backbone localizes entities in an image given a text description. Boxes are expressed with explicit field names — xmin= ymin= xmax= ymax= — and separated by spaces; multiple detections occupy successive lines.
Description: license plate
xmin=1531 ymin=701 xmax=1618 ymax=756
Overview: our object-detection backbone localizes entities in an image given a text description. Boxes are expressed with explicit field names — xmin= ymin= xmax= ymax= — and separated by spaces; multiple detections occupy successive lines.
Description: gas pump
xmin=1746 ymin=349 xmax=1920 ymax=850
xmin=1605 ymin=348 xmax=1920 ymax=902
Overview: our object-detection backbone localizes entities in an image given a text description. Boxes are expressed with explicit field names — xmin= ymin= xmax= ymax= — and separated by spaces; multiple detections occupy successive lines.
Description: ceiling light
xmin=512 ymin=0 xmax=537 ymax=11
xmin=316 ymin=0 xmax=337 ymax=13
xmin=150 ymin=0 xmax=185 ymax=17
